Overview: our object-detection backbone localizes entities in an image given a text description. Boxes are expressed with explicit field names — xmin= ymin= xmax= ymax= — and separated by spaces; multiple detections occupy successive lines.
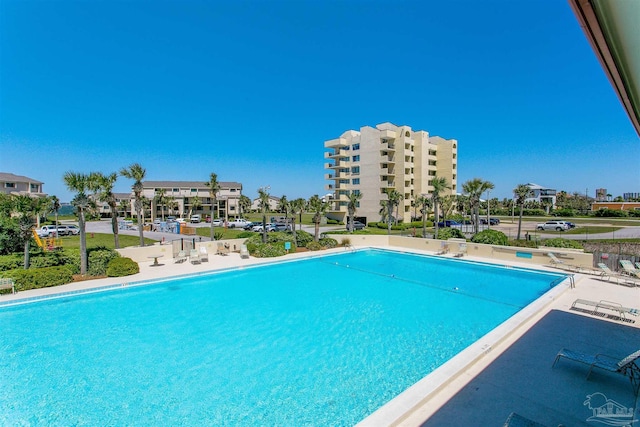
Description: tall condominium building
xmin=324 ymin=122 xmax=457 ymax=224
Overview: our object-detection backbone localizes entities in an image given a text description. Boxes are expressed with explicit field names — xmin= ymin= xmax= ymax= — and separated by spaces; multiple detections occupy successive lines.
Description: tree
xmin=431 ymin=176 xmax=451 ymax=239
xmin=291 ymin=198 xmax=307 ymax=231
xmin=384 ymin=189 xmax=403 ymax=235
xmin=154 ymin=188 xmax=168 ymax=221
xmin=239 ymin=195 xmax=251 ymax=217
xmin=415 ymin=194 xmax=431 ymax=238
xmin=118 ymin=199 xmax=130 ymax=218
xmin=91 ymin=172 xmax=121 ymax=249
xmin=257 ymin=187 xmax=271 ymax=243
xmin=63 ymin=172 xmax=93 ymax=274
xmin=187 ymin=196 xmax=201 ymax=218
xmin=205 ymin=173 xmax=221 ymax=240
xmin=347 ymin=191 xmax=363 ymax=233
xmin=12 ymin=195 xmax=46 ymax=269
xmin=166 ymin=196 xmax=178 ymax=217
xmin=462 ymin=178 xmax=494 ymax=234
xmin=120 ymin=163 xmax=146 ymax=247
xmin=50 ymin=195 xmax=61 ymax=227
xmin=513 ymin=184 xmax=532 ymax=240
xmin=308 ymin=194 xmax=327 ymax=241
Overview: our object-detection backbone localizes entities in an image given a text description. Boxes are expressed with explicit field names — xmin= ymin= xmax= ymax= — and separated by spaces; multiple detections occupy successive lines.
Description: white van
xmin=190 ymin=214 xmax=201 ymax=223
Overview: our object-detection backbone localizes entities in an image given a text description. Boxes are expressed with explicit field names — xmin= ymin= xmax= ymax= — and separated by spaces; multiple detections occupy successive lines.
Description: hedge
xmin=106 ymin=257 xmax=139 ymax=277
xmin=471 ymin=229 xmax=509 ymax=246
xmin=1 ymin=265 xmax=74 ymax=292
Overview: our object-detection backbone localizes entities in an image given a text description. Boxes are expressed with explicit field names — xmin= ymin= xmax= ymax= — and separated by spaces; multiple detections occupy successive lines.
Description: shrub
xmin=340 ymin=237 xmax=351 ymax=247
xmin=1 ymin=265 xmax=74 ymax=291
xmin=593 ymin=209 xmax=628 ymax=217
xmin=542 ymin=238 xmax=583 ymax=249
xmin=29 ymin=252 xmax=63 ymax=269
xmin=471 ymin=229 xmax=508 ymax=245
xmin=319 ymin=237 xmax=338 ymax=249
xmin=106 ymin=257 xmax=139 ymax=277
xmin=88 ymin=248 xmax=120 ymax=276
xmin=326 ymin=219 xmax=340 ymax=224
xmin=552 ymin=208 xmax=575 ymax=217
xmin=292 ymin=230 xmax=314 ymax=248
xmin=251 ymin=243 xmax=287 ymax=257
xmin=306 ymin=241 xmax=323 ymax=251
xmin=0 ymin=218 xmax=23 ymax=255
xmin=435 ymin=228 xmax=465 ymax=240
xmin=0 ymin=254 xmax=23 ymax=272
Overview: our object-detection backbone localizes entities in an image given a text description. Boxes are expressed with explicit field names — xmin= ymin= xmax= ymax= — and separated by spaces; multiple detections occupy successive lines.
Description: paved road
xmin=492 ymin=221 xmax=640 ymax=240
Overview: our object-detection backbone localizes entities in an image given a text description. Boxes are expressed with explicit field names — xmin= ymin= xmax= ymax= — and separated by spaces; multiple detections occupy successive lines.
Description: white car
xmin=65 ymin=225 xmax=80 ymax=235
xmin=37 ymin=225 xmax=59 ymax=237
xmin=190 ymin=215 xmax=201 ymax=223
xmin=536 ymin=220 xmax=569 ymax=231
xmin=227 ymin=218 xmax=251 ymax=228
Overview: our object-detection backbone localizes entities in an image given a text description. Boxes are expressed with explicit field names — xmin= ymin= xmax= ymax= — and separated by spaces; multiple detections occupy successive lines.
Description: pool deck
xmin=2 ymin=246 xmax=639 ymax=426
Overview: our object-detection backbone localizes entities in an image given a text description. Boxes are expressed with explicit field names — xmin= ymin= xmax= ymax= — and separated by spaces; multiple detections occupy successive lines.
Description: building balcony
xmin=380 ymin=129 xmax=397 ymax=139
xmin=324 ymin=173 xmax=340 ymax=180
xmin=324 ymin=149 xmax=350 ymax=160
xmin=324 ymin=137 xmax=349 ymax=149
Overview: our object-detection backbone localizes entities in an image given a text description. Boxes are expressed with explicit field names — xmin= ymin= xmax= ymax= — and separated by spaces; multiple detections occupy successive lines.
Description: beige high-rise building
xmin=324 ymin=122 xmax=457 ymax=224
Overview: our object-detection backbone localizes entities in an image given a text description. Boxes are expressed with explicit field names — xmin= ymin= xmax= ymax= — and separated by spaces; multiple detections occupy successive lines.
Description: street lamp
xmin=486 ymin=189 xmax=491 ymax=230
xmin=260 ymin=185 xmax=270 ymax=244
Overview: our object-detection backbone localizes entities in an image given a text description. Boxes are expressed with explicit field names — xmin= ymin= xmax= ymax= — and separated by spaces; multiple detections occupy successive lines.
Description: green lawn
xmin=51 ymin=233 xmax=156 ymax=250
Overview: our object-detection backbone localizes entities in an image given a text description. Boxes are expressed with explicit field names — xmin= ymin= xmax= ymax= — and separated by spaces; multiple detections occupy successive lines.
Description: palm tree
xmin=462 ymin=178 xmax=494 ymax=234
xmin=239 ymin=195 xmax=251 ymax=217
xmin=277 ymin=195 xmax=291 ymax=228
xmin=118 ymin=199 xmax=130 ymax=218
xmin=166 ymin=196 xmax=178 ymax=217
xmin=205 ymin=173 xmax=221 ymax=240
xmin=257 ymin=187 xmax=271 ymax=243
xmin=308 ymin=195 xmax=327 ymax=241
xmin=154 ymin=188 xmax=168 ymax=221
xmin=513 ymin=184 xmax=532 ymax=240
xmin=384 ymin=189 xmax=403 ymax=235
xmin=347 ymin=191 xmax=363 ymax=233
xmin=415 ymin=194 xmax=431 ymax=238
xmin=12 ymin=194 xmax=45 ymax=269
xmin=91 ymin=172 xmax=121 ymax=248
xmin=119 ymin=163 xmax=146 ymax=247
xmin=50 ymin=195 xmax=60 ymax=227
xmin=63 ymin=171 xmax=93 ymax=274
xmin=431 ymin=176 xmax=451 ymax=239
xmin=440 ymin=194 xmax=456 ymax=223
xmin=188 ymin=196 xmax=201 ymax=218
xmin=291 ymin=198 xmax=307 ymax=231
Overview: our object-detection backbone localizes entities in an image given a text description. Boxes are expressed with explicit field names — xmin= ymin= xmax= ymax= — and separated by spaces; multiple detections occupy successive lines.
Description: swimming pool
xmin=0 ymin=249 xmax=567 ymax=425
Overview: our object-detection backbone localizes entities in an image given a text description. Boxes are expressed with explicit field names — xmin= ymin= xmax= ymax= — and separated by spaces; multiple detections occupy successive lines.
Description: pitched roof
xmin=0 ymin=172 xmax=44 ymax=184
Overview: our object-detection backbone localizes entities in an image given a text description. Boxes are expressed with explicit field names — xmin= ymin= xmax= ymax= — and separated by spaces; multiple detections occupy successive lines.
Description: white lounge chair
xmin=620 ymin=260 xmax=640 ymax=278
xmin=199 ymin=246 xmax=209 ymax=262
xmin=546 ymin=252 xmax=577 ymax=271
xmin=189 ymin=249 xmax=201 ymax=264
xmin=217 ymin=242 xmax=230 ymax=256
xmin=0 ymin=278 xmax=16 ymax=294
xmin=435 ymin=241 xmax=449 ymax=255
xmin=174 ymin=250 xmax=187 ymax=263
xmin=240 ymin=244 xmax=250 ymax=259
xmin=453 ymin=242 xmax=467 ymax=258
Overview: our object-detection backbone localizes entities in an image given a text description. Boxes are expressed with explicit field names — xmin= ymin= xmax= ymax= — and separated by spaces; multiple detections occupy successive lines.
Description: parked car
xmin=243 ymin=222 xmax=257 ymax=230
xmin=347 ymin=221 xmax=366 ymax=231
xmin=211 ymin=219 xmax=224 ymax=227
xmin=65 ymin=225 xmax=80 ymax=235
xmin=558 ymin=220 xmax=576 ymax=228
xmin=251 ymin=223 xmax=277 ymax=232
xmin=273 ymin=223 xmax=292 ymax=231
xmin=37 ymin=225 xmax=59 ymax=237
xmin=190 ymin=215 xmax=201 ymax=223
xmin=437 ymin=220 xmax=461 ymax=228
xmin=479 ymin=218 xmax=500 ymax=225
xmin=228 ymin=218 xmax=251 ymax=228
xmin=536 ymin=220 xmax=569 ymax=231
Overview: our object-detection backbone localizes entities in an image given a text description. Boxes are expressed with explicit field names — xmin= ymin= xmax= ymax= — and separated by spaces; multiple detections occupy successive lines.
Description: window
xmin=353 ymin=189 xmax=361 ymax=195
xmin=352 ymin=178 xmax=360 ymax=185
xmin=351 ymin=166 xmax=360 ymax=175
xmin=352 ymin=155 xmax=360 ymax=162
xmin=352 ymin=143 xmax=360 ymax=150
xmin=30 ymin=184 xmax=38 ymax=190
xmin=4 ymin=182 xmax=15 ymax=188
xmin=190 ymin=189 xmax=197 ymax=193
xmin=230 ymin=188 xmax=237 ymax=192
xmin=173 ymin=188 xmax=179 ymax=193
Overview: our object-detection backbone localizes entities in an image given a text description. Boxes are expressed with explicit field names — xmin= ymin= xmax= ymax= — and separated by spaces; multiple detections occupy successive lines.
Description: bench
xmin=0 ymin=278 xmax=16 ymax=294
xmin=571 ymin=299 xmax=638 ymax=322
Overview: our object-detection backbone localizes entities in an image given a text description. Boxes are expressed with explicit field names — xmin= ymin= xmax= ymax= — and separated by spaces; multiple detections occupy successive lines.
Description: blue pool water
xmin=0 ymin=249 xmax=566 ymax=426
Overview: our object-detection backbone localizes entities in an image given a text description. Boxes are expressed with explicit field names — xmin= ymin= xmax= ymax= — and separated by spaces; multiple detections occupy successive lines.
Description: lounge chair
xmin=216 ymin=242 xmax=230 ymax=256
xmin=174 ymin=250 xmax=187 ymax=263
xmin=635 ymin=262 xmax=640 ymax=271
xmin=240 ymin=244 xmax=250 ymax=259
xmin=546 ymin=252 xmax=577 ymax=271
xmin=619 ymin=260 xmax=640 ymax=278
xmin=189 ymin=249 xmax=201 ymax=264
xmin=597 ymin=263 xmax=614 ymax=281
xmin=199 ymin=246 xmax=209 ymax=262
xmin=435 ymin=242 xmax=449 ymax=255
xmin=0 ymin=278 xmax=16 ymax=294
xmin=453 ymin=242 xmax=467 ymax=258
xmin=503 ymin=412 xmax=548 ymax=427
xmin=571 ymin=299 xmax=639 ymax=322
xmin=553 ymin=348 xmax=640 ymax=395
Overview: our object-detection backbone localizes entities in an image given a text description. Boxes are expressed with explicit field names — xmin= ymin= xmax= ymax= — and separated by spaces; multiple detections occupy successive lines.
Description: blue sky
xmin=1 ymin=0 xmax=638 ymax=203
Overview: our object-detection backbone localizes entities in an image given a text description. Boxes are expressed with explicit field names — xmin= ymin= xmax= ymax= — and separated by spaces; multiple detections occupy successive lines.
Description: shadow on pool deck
xmin=420 ymin=309 xmax=640 ymax=426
